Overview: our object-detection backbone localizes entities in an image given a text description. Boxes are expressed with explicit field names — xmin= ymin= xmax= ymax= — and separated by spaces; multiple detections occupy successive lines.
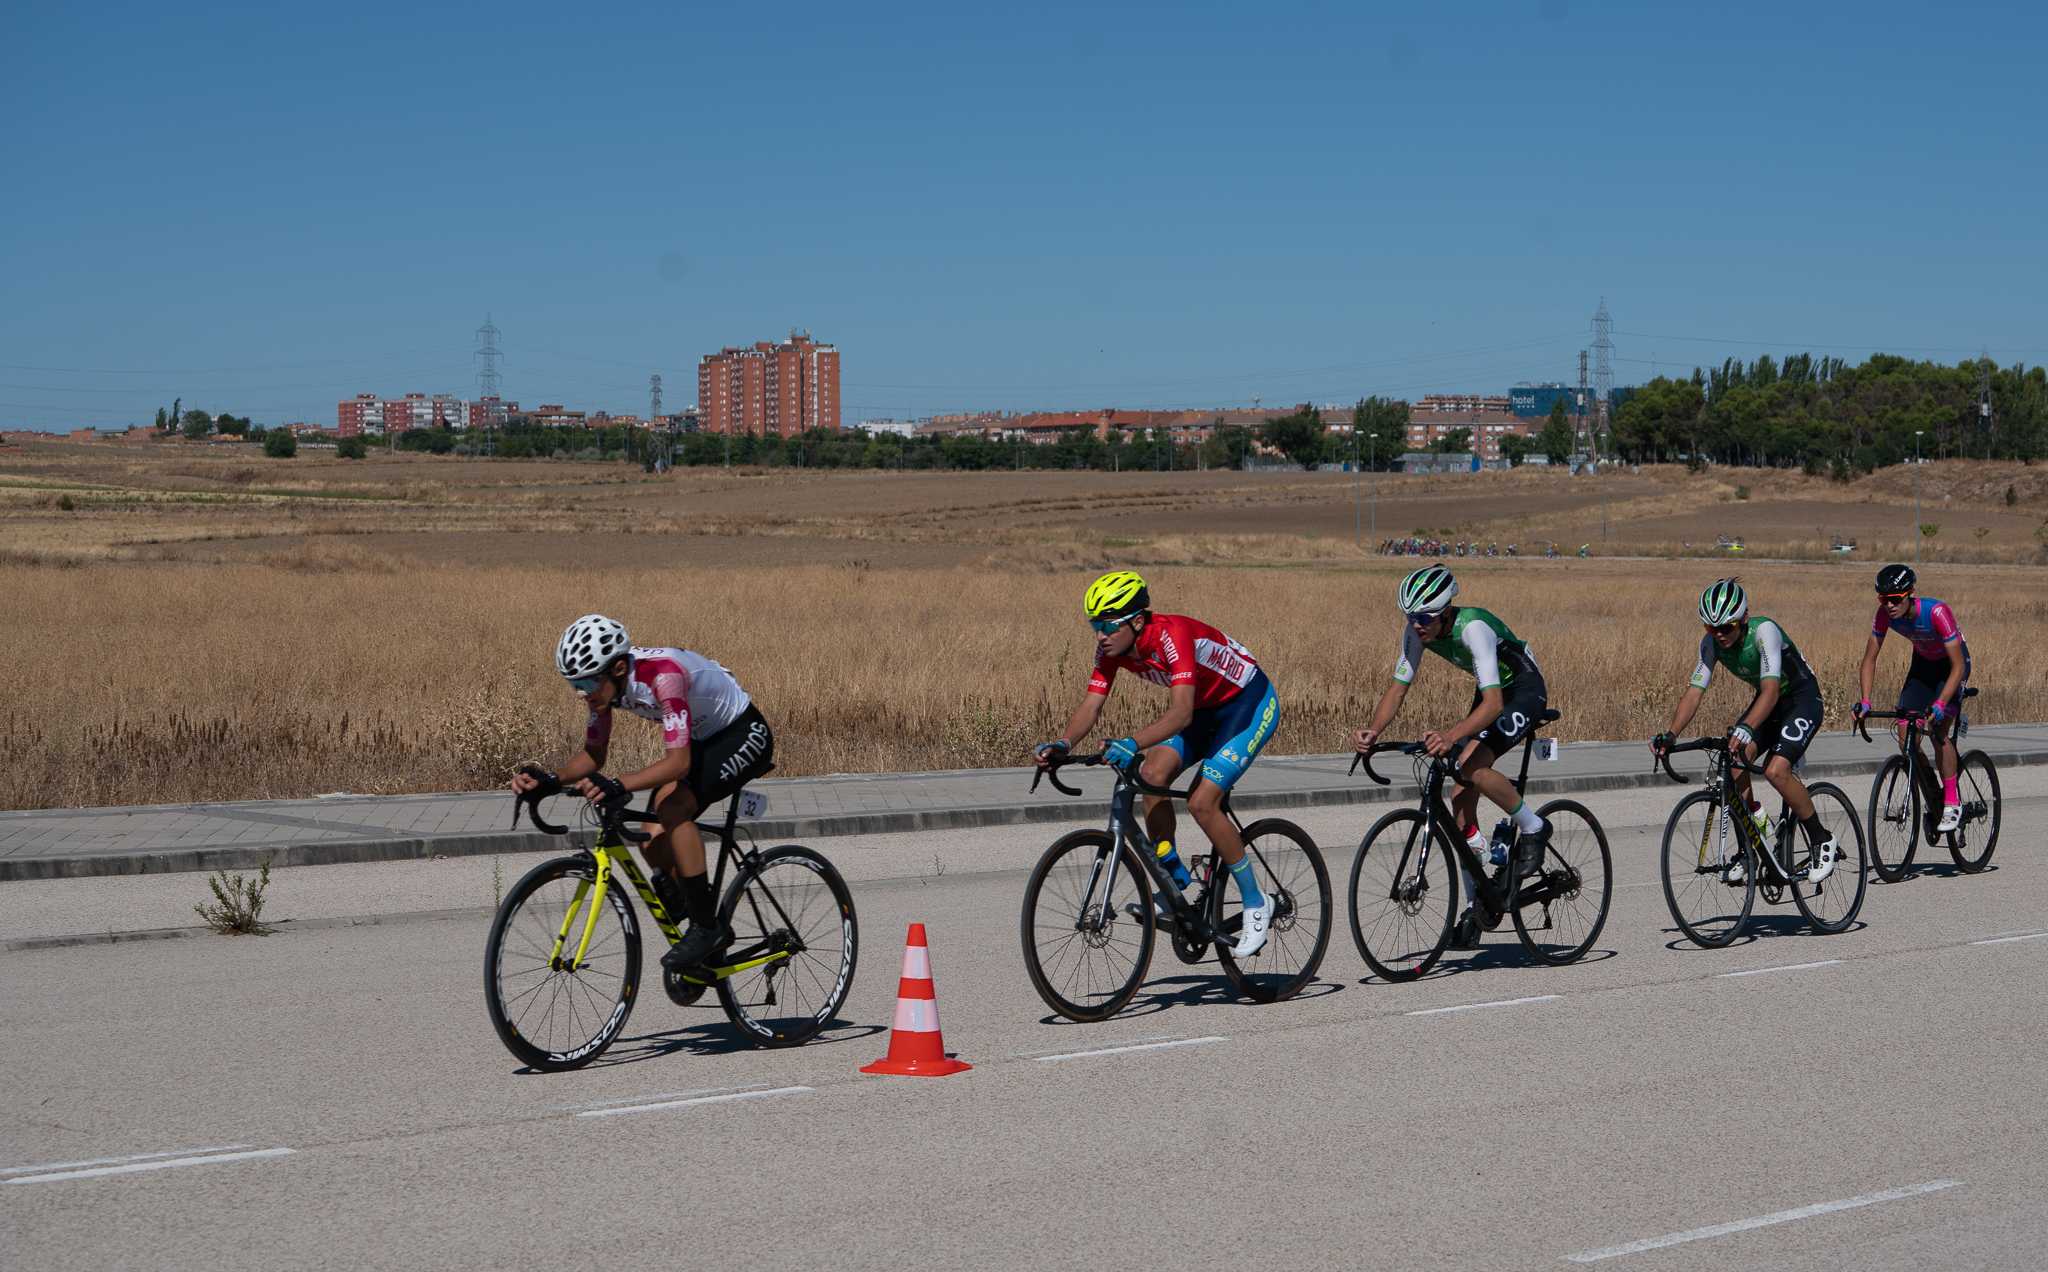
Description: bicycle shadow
xmin=1660 ymin=913 xmax=1871 ymax=951
xmin=1874 ymin=861 xmax=2000 ymax=884
xmin=1358 ymin=944 xmax=1617 ymax=984
xmin=514 ymin=1017 xmax=886 ymax=1072
xmin=1035 ymin=975 xmax=1343 ymax=1026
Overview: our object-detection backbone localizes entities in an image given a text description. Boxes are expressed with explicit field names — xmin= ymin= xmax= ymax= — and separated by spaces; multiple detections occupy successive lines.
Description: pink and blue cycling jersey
xmin=1872 ymin=597 xmax=1967 ymax=662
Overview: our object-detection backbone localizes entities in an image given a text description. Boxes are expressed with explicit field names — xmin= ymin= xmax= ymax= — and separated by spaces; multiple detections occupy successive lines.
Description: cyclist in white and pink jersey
xmin=1031 ymin=571 xmax=1282 ymax=958
xmin=510 ymin=614 xmax=774 ymax=971
xmin=1855 ymin=564 xmax=1971 ymax=832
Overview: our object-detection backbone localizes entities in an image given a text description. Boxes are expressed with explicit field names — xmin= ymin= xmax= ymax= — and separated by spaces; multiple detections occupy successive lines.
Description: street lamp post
xmin=1352 ymin=425 xmax=1361 ymax=546
xmin=1913 ymin=430 xmax=1925 ymax=566
xmin=1369 ymin=433 xmax=1379 ymax=544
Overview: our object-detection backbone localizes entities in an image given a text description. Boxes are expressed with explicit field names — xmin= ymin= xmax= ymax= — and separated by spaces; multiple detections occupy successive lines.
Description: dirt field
xmin=3 ymin=439 xmax=2043 ymax=808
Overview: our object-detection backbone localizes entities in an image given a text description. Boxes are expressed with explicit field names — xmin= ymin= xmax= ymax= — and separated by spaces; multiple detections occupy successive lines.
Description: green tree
xmin=1537 ymin=399 xmax=1575 ymax=464
xmin=153 ymin=407 xmax=168 ymax=431
xmin=181 ymin=409 xmax=212 ymax=440
xmin=336 ymin=435 xmax=368 ymax=460
xmin=1432 ymin=427 xmax=1472 ymax=454
xmin=1261 ymin=406 xmax=1326 ymax=468
xmin=215 ymin=413 xmax=250 ymax=437
xmin=1350 ymin=397 xmax=1408 ymax=469
xmin=262 ymin=429 xmax=298 ymax=458
xmin=1500 ymin=434 xmax=1532 ymax=466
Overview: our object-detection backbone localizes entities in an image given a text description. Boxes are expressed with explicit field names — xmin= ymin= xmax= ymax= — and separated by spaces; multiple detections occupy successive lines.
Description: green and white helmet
xmin=1697 ymin=577 xmax=1748 ymax=626
xmin=1398 ymin=564 xmax=1458 ymax=615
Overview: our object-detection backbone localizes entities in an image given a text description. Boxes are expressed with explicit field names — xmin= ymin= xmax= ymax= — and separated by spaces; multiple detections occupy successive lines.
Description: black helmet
xmin=1875 ymin=564 xmax=1915 ymax=594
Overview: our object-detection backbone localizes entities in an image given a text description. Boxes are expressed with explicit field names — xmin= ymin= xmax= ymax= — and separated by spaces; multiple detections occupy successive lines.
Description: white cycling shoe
xmin=1232 ymin=895 xmax=1276 ymax=958
xmin=1936 ymin=803 xmax=1962 ymax=834
xmin=1806 ymin=837 xmax=1839 ymax=884
xmin=1721 ymin=859 xmax=1747 ymax=885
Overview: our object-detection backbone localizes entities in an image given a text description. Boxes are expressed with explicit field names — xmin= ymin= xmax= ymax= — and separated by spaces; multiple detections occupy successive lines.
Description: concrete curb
xmin=3 ymin=906 xmax=491 ymax=953
xmin=8 ymin=747 xmax=2045 ymax=882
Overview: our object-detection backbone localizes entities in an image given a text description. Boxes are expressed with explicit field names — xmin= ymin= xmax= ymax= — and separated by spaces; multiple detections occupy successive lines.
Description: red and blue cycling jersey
xmin=1872 ymin=597 xmax=1966 ymax=662
xmin=1086 ymin=614 xmax=1259 ymax=710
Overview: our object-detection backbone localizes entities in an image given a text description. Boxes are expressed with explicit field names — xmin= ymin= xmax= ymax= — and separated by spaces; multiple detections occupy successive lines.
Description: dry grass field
xmin=3 ymin=438 xmax=2044 ymax=809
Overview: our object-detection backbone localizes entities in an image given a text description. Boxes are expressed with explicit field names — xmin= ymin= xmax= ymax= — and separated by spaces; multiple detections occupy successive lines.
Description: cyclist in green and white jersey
xmin=1352 ymin=565 xmax=1552 ymax=946
xmin=1650 ymin=577 xmax=1838 ymax=883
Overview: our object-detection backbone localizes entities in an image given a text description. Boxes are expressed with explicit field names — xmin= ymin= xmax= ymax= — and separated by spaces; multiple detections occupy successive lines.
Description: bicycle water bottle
xmin=1155 ymin=838 xmax=1192 ymax=889
xmin=1482 ymin=822 xmax=1510 ymax=869
xmin=1746 ymin=800 xmax=1772 ymax=848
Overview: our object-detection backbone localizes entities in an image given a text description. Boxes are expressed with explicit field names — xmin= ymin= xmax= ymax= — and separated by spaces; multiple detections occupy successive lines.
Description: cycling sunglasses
xmin=1706 ymin=621 xmax=1742 ymax=636
xmin=569 ymin=674 xmax=604 ymax=693
xmin=1405 ymin=611 xmax=1441 ymax=628
xmin=1089 ymin=613 xmax=1141 ymax=636
xmin=1879 ymin=591 xmax=1912 ymax=603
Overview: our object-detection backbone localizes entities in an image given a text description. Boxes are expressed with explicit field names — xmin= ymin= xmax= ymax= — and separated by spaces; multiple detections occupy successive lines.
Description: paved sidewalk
xmin=4 ymin=725 xmax=2045 ymax=881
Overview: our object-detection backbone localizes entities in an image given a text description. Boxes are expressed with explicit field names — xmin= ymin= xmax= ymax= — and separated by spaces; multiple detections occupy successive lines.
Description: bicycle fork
xmin=550 ymin=847 xmax=621 ymax=973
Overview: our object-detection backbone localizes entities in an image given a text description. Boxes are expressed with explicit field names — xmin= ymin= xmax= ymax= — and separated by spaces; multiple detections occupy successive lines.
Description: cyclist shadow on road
xmin=514 ymin=1018 xmax=887 ymax=1072
xmin=1035 ymin=975 xmax=1343 ymax=1026
xmin=1660 ymin=913 xmax=1870 ymax=951
xmin=1359 ymin=945 xmax=1617 ymax=984
xmin=1876 ymin=862 xmax=2000 ymax=885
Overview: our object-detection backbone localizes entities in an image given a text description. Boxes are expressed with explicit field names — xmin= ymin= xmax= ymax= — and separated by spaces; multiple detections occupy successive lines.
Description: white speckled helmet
xmin=555 ymin=614 xmax=630 ymax=680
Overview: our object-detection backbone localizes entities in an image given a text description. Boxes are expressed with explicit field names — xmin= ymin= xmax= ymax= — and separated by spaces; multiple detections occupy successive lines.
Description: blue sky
xmin=4 ymin=0 xmax=2044 ymax=429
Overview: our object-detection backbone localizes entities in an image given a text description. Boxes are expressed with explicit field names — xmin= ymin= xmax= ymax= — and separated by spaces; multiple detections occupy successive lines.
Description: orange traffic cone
xmin=861 ymin=923 xmax=972 ymax=1077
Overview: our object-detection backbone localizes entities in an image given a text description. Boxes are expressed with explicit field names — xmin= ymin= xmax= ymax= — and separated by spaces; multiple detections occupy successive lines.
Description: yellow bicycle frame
xmin=547 ymin=843 xmax=796 ymax=984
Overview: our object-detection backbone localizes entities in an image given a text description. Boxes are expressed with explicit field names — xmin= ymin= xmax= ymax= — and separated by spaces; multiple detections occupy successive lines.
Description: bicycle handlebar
xmin=511 ymin=765 xmax=656 ymax=843
xmin=1030 ymin=749 xmax=1187 ymax=800
xmin=1349 ymin=741 xmax=1469 ymax=787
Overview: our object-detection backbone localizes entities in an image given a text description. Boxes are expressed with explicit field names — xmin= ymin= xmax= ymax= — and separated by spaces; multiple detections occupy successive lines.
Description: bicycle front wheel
xmin=1791 ymin=781 xmax=1867 ymax=934
xmin=1660 ymin=792 xmax=1755 ymax=948
xmin=1021 ymin=830 xmax=1155 ymax=1022
xmin=1512 ymin=799 xmax=1612 ymax=964
xmin=714 ymin=846 xmax=858 ymax=1048
xmin=1214 ymin=818 xmax=1331 ymax=1003
xmin=1947 ymin=751 xmax=2002 ymax=872
xmin=1865 ymin=754 xmax=1918 ymax=884
xmin=1349 ymin=808 xmax=1456 ymax=982
xmin=484 ymin=854 xmax=642 ymax=1071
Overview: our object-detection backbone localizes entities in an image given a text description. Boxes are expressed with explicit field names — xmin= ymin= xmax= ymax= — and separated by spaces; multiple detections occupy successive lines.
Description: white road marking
xmin=1718 ymin=959 xmax=1841 ymax=979
xmin=1971 ymin=931 xmax=2048 ymax=946
xmin=1034 ymin=1036 xmax=1228 ymax=1063
xmin=1563 ymin=1178 xmax=1963 ymax=1263
xmin=5 ymin=1148 xmax=294 ymax=1185
xmin=576 ymin=1085 xmax=813 ymax=1118
xmin=1407 ymin=994 xmax=1561 ymax=1017
xmin=550 ymin=1083 xmax=772 ymax=1112
xmin=0 ymin=1144 xmax=253 ymax=1177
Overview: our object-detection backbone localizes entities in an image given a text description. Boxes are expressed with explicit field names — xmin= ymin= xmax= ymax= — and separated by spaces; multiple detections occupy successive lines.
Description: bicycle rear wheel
xmin=714 ymin=846 xmax=858 ymax=1048
xmin=1946 ymin=751 xmax=2002 ymax=872
xmin=484 ymin=854 xmax=641 ymax=1071
xmin=1660 ymin=792 xmax=1755 ymax=948
xmin=1349 ymin=808 xmax=1456 ymax=982
xmin=1511 ymin=799 xmax=1611 ymax=964
xmin=1021 ymin=830 xmax=1155 ymax=1022
xmin=1865 ymin=755 xmax=1918 ymax=884
xmin=1214 ymin=818 xmax=1331 ymax=1003
xmin=1791 ymin=781 xmax=1867 ymax=933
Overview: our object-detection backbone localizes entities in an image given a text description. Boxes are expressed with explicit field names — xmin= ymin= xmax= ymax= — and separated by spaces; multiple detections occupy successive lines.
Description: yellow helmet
xmin=1083 ymin=570 xmax=1150 ymax=620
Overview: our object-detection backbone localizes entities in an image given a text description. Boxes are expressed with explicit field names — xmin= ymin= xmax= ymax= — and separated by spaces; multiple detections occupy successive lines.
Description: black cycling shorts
xmin=1744 ymin=678 xmax=1823 ymax=767
xmin=1467 ymin=672 xmax=1548 ymax=758
xmin=1896 ymin=649 xmax=1970 ymax=725
xmin=683 ymin=704 xmax=775 ymax=810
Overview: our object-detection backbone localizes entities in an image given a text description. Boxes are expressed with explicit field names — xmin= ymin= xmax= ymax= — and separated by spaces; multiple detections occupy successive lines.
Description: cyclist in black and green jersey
xmin=1650 ymin=577 xmax=1838 ymax=884
xmin=1353 ymin=565 xmax=1552 ymax=946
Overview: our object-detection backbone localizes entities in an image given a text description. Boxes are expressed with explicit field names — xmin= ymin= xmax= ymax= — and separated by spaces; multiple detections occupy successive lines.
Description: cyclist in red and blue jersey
xmin=510 ymin=614 xmax=775 ymax=973
xmin=1855 ymin=564 xmax=1971 ymax=833
xmin=1032 ymin=571 xmax=1281 ymax=958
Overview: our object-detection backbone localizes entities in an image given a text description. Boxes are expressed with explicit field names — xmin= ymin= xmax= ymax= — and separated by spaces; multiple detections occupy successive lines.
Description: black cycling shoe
xmin=1514 ymin=821 xmax=1552 ymax=877
xmin=1449 ymin=910 xmax=1482 ymax=950
xmin=660 ymin=922 xmax=732 ymax=975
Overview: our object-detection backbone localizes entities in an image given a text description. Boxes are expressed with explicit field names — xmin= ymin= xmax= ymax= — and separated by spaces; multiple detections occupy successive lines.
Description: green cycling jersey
xmin=1394 ymin=605 xmax=1539 ymax=691
xmin=1689 ymin=615 xmax=1815 ymax=692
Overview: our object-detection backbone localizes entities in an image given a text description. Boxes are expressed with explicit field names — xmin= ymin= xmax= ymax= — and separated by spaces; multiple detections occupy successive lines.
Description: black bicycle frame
xmin=1857 ymin=685 xmax=1978 ymax=811
xmin=1657 ymin=739 xmax=1806 ymax=886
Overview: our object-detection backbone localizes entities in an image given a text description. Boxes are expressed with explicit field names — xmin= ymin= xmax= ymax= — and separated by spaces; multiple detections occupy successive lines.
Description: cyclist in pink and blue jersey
xmin=1854 ymin=564 xmax=1970 ymax=833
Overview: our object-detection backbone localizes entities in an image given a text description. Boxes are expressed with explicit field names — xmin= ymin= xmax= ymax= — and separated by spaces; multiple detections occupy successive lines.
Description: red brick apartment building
xmin=698 ymin=333 xmax=839 ymax=436
xmin=337 ymin=392 xmax=488 ymax=437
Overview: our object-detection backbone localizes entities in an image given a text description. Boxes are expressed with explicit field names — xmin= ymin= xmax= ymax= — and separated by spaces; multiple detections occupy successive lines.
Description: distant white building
xmin=860 ymin=418 xmax=918 ymax=436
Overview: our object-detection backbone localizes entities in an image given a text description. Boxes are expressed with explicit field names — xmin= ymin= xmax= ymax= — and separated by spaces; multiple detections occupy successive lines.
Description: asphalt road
xmin=3 ymin=770 xmax=2043 ymax=1271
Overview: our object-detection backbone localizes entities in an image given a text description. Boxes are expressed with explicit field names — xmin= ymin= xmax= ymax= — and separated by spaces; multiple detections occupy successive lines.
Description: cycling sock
xmin=651 ymin=871 xmax=688 ymax=922
xmin=1510 ymin=800 xmax=1543 ymax=834
xmin=1942 ymin=775 xmax=1960 ymax=805
xmin=1228 ymin=855 xmax=1266 ymax=909
xmin=1799 ymin=813 xmax=1828 ymax=847
xmin=1155 ymin=837 xmax=1192 ymax=889
xmin=679 ymin=871 xmax=716 ymax=926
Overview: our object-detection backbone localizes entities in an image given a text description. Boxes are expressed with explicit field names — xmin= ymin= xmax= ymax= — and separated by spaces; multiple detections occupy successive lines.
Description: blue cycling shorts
xmin=1159 ymin=669 xmax=1280 ymax=791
